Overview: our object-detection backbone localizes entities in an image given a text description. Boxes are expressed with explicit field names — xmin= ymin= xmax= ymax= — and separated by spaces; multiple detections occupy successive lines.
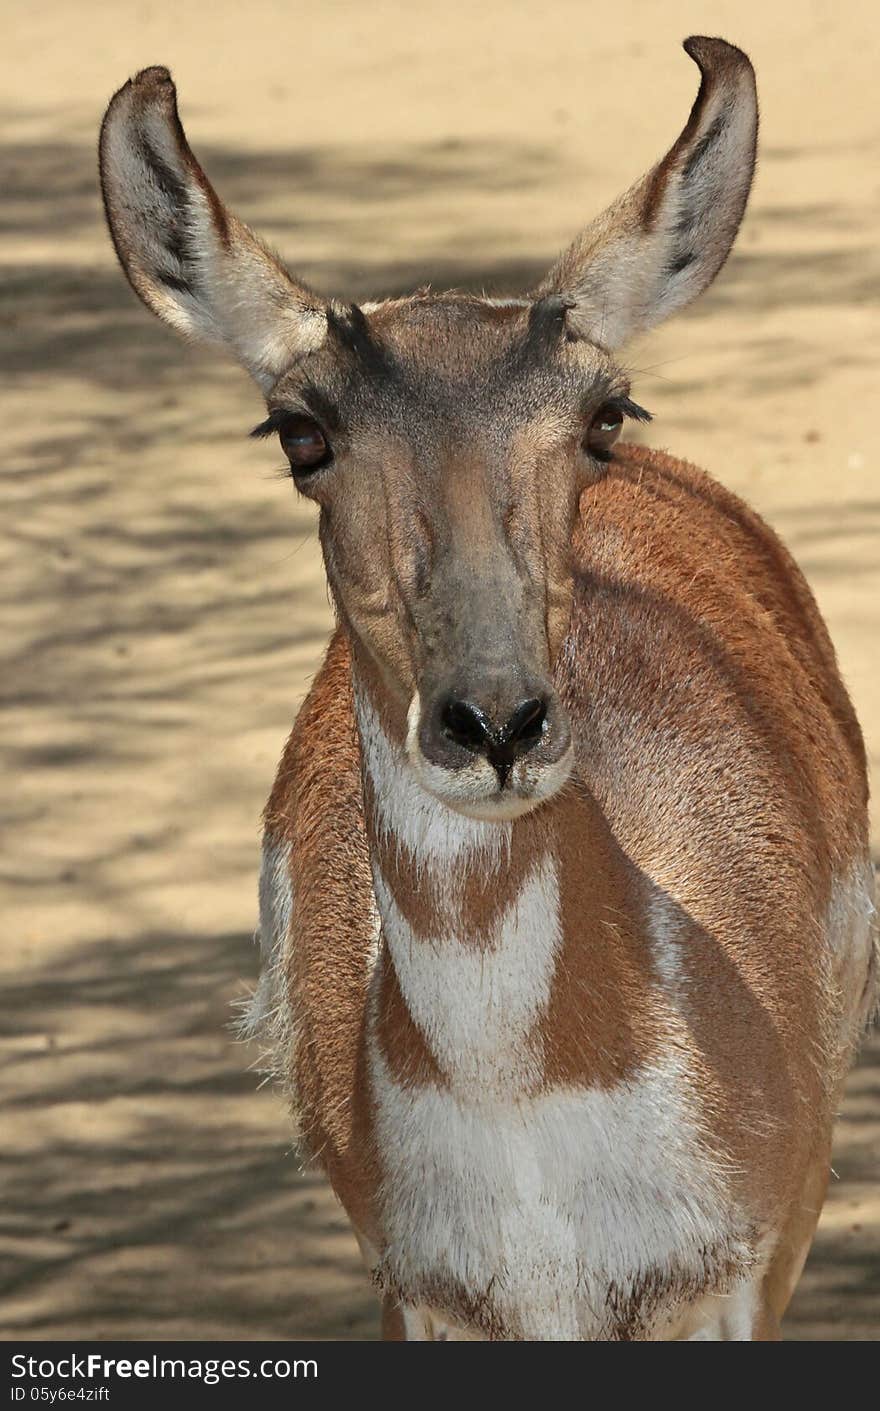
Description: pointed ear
xmin=99 ymin=66 xmax=326 ymax=389
xmin=538 ymin=37 xmax=758 ymax=349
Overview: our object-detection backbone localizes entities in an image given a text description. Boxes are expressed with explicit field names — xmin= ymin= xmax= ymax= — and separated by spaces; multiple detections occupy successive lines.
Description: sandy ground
xmin=2 ymin=0 xmax=878 ymax=1340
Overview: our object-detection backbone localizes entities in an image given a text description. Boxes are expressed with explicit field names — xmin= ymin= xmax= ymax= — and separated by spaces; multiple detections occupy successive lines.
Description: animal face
xmin=99 ymin=38 xmax=757 ymax=818
xmin=257 ymin=294 xmax=650 ymax=816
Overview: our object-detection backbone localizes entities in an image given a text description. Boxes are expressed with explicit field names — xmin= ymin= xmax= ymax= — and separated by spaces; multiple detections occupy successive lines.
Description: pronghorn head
xmin=100 ymin=37 xmax=757 ymax=821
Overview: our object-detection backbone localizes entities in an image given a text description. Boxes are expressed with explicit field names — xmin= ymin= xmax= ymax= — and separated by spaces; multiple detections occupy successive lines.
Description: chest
xmin=367 ymin=864 xmax=750 ymax=1340
xmin=368 ymin=1025 xmax=752 ymax=1338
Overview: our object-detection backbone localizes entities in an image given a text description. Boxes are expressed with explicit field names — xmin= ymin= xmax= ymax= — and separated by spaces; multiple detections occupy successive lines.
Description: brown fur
xmin=265 ymin=445 xmax=871 ymax=1320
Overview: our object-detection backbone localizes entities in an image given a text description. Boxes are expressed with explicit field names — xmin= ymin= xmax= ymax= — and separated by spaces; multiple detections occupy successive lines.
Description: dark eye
xmin=278 ymin=415 xmax=331 ymax=475
xmin=585 ymin=403 xmax=623 ymax=458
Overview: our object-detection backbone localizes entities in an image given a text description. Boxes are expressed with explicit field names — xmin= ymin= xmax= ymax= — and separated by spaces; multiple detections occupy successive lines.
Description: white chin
xmin=442 ymin=792 xmax=547 ymax=822
xmin=404 ymin=697 xmax=572 ymax=823
xmin=408 ymin=751 xmax=573 ymax=823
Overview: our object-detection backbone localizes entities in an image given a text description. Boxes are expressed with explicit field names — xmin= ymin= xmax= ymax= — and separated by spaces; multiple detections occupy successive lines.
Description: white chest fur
xmin=369 ymin=1038 xmax=749 ymax=1338
xmin=371 ymin=854 xmax=561 ymax=1094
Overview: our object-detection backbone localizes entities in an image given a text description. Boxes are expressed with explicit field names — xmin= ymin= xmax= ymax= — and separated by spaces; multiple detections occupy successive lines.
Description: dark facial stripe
xmin=326 ymin=303 xmax=395 ymax=379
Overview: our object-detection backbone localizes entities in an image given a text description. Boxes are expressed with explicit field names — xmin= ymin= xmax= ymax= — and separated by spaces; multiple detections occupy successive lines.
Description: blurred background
xmin=2 ymin=0 xmax=878 ymax=1339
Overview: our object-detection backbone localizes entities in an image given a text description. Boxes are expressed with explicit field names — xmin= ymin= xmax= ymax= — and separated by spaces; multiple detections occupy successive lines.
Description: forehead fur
xmin=366 ymin=293 xmax=532 ymax=350
xmin=268 ymin=292 xmax=618 ymax=432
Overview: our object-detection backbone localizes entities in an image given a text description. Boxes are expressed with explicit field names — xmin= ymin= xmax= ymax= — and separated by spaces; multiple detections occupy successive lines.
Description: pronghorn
xmin=100 ymin=36 xmax=876 ymax=1340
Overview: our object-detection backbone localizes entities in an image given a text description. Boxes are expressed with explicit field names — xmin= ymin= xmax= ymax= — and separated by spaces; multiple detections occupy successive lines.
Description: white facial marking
xmin=355 ymin=689 xmax=512 ymax=863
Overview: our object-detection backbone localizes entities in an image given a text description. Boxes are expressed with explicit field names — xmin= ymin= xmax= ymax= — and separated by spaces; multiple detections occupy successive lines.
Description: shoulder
xmin=575 ymin=443 xmax=790 ymax=578
xmin=263 ymin=627 xmax=361 ymax=841
xmin=567 ymin=441 xmax=867 ymax=807
xmin=576 ymin=445 xmax=861 ymax=741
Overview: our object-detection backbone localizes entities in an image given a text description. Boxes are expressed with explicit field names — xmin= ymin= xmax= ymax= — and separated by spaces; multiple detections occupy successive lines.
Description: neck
xmin=353 ymin=648 xmax=517 ymax=869
xmin=350 ymin=647 xmax=658 ymax=1098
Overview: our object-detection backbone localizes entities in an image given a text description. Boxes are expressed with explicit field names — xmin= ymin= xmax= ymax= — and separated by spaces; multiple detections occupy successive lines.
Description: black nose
xmin=440 ymin=695 xmax=548 ymax=787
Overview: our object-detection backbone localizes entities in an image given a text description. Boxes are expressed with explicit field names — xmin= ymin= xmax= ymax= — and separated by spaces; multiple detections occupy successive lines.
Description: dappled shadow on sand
xmin=0 ymin=928 xmax=379 ymax=1341
xmin=786 ymin=1032 xmax=880 ymax=1341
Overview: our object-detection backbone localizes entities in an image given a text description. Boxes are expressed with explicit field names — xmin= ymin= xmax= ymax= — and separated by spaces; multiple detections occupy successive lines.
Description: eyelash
xmin=250 ymin=409 xmax=295 ymax=441
xmin=601 ymin=395 xmax=653 ymax=425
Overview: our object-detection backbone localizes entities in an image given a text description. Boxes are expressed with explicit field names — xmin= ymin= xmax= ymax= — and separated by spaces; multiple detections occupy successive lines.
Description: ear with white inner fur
xmin=99 ymin=66 xmax=326 ymax=389
xmin=538 ymin=36 xmax=758 ymax=349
